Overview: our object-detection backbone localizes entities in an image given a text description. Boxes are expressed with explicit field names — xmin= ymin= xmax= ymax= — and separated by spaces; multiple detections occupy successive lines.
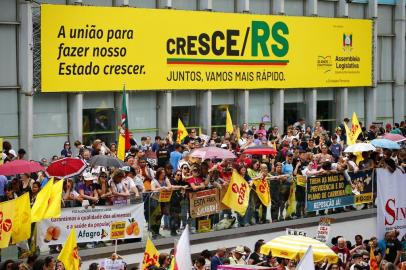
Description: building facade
xmin=0 ymin=0 xmax=405 ymax=161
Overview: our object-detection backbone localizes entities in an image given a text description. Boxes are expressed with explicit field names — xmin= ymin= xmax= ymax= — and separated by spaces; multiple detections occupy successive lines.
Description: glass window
xmin=172 ymin=106 xmax=198 ymax=128
xmin=317 ymin=100 xmax=336 ymax=133
xmin=82 ymin=108 xmax=115 ymax=146
xmin=33 ymin=93 xmax=68 ymax=135
xmin=0 ymin=90 xmax=18 ymax=137
xmin=348 ymin=87 xmax=365 ymax=122
xmin=284 ymin=103 xmax=305 ymax=128
xmin=211 ymin=105 xmax=236 ymax=136
xmin=249 ymin=90 xmax=271 ymax=124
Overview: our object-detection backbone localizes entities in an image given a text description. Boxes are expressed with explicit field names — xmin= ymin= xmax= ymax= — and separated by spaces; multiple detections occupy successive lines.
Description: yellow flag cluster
xmin=58 ymin=229 xmax=80 ymax=270
xmin=0 ymin=177 xmax=63 ymax=248
xmin=222 ymin=170 xmax=251 ymax=215
xmin=142 ymin=238 xmax=160 ymax=270
xmin=176 ymin=118 xmax=188 ymax=144
xmin=32 ymin=178 xmax=63 ymax=222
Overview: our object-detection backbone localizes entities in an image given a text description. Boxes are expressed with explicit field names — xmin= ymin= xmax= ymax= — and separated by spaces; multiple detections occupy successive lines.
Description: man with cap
xmin=229 ymin=246 xmax=246 ymax=265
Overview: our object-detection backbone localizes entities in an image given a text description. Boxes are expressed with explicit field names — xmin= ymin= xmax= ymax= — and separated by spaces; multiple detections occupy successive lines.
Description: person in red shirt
xmin=187 ymin=166 xmax=206 ymax=191
xmin=236 ymin=153 xmax=252 ymax=168
xmin=216 ymin=159 xmax=233 ymax=182
xmin=332 ymin=237 xmax=351 ymax=268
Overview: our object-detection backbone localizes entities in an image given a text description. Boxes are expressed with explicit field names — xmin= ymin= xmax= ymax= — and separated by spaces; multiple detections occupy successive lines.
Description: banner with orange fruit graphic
xmin=36 ymin=203 xmax=144 ymax=247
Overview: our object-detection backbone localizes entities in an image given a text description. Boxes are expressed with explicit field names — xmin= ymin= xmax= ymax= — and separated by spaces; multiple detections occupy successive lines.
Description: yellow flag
xmin=44 ymin=179 xmax=63 ymax=219
xmin=236 ymin=127 xmax=241 ymax=140
xmin=226 ymin=108 xmax=233 ymax=134
xmin=58 ymin=229 xmax=80 ymax=270
xmin=142 ymin=238 xmax=160 ymax=270
xmin=117 ymin=134 xmax=126 ymax=161
xmin=351 ymin=112 xmax=362 ymax=143
xmin=0 ymin=199 xmax=15 ymax=248
xmin=355 ymin=152 xmax=364 ymax=165
xmin=222 ymin=170 xmax=251 ymax=215
xmin=344 ymin=122 xmax=354 ymax=145
xmin=31 ymin=178 xmax=53 ymax=222
xmin=12 ymin=193 xmax=31 ymax=244
xmin=253 ymin=178 xmax=271 ymax=206
xmin=176 ymin=118 xmax=188 ymax=144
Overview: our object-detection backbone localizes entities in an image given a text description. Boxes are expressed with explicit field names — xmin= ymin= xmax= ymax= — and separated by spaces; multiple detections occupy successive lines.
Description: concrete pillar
xmin=306 ymin=0 xmax=317 ymax=16
xmin=336 ymin=0 xmax=349 ymax=125
xmin=157 ymin=91 xmax=172 ymax=136
xmin=237 ymin=90 xmax=249 ymax=125
xmin=199 ymin=0 xmax=212 ymax=10
xmin=68 ymin=94 xmax=83 ymax=149
xmin=198 ymin=91 xmax=212 ymax=135
xmin=305 ymin=90 xmax=317 ymax=127
xmin=272 ymin=0 xmax=285 ymax=14
xmin=236 ymin=0 xmax=250 ymax=13
xmin=18 ymin=1 xmax=34 ymax=159
xmin=393 ymin=0 xmax=405 ymax=123
xmin=305 ymin=0 xmax=317 ymax=127
xmin=337 ymin=0 xmax=348 ymax=18
xmin=271 ymin=0 xmax=285 ymax=130
xmin=272 ymin=90 xmax=284 ymax=129
xmin=365 ymin=0 xmax=378 ymax=127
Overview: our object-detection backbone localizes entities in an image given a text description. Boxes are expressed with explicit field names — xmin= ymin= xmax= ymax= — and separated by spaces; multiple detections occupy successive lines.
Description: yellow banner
xmin=41 ymin=5 xmax=372 ymax=92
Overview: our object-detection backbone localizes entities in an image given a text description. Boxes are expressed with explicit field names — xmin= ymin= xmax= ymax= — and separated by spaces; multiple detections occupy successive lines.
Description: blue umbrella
xmin=371 ymin=139 xmax=400 ymax=150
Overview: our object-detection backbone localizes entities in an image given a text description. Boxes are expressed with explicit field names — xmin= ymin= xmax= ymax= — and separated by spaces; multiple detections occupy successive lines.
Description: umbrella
xmin=89 ymin=155 xmax=126 ymax=168
xmin=371 ymin=139 xmax=401 ymax=150
xmin=260 ymin=235 xmax=338 ymax=263
xmin=46 ymin=158 xmax=87 ymax=178
xmin=344 ymin=143 xmax=376 ymax=153
xmin=383 ymin=133 xmax=406 ymax=142
xmin=243 ymin=146 xmax=277 ymax=156
xmin=0 ymin=160 xmax=45 ymax=176
xmin=189 ymin=147 xmax=236 ymax=160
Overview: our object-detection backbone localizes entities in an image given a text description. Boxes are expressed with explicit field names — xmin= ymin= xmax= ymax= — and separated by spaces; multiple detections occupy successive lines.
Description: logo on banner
xmin=232 ymin=183 xmax=248 ymax=205
xmin=384 ymin=198 xmax=406 ymax=226
xmin=0 ymin=211 xmax=13 ymax=240
xmin=343 ymin=33 xmax=353 ymax=52
xmin=317 ymin=56 xmax=332 ymax=73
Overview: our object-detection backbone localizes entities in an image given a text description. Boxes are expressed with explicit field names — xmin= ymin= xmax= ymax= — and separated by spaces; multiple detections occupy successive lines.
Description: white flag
xmin=175 ymin=225 xmax=193 ymax=270
xmin=296 ymin=246 xmax=315 ymax=270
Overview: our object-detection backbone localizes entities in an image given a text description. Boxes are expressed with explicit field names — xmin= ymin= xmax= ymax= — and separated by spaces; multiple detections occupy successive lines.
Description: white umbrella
xmin=344 ymin=143 xmax=376 ymax=153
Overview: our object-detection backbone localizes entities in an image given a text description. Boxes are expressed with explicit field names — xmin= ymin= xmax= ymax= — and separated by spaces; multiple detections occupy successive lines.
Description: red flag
xmin=369 ymin=247 xmax=379 ymax=270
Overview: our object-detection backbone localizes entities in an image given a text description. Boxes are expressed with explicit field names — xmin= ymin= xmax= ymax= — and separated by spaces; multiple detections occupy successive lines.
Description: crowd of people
xmin=1 ymin=118 xmax=406 ymax=269
xmin=1 ymin=231 xmax=405 ymax=270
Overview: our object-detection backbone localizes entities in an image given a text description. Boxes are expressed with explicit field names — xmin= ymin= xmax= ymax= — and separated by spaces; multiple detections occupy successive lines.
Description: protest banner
xmin=286 ymin=228 xmax=307 ymax=237
xmin=306 ymin=173 xmax=353 ymax=212
xmin=376 ymin=168 xmax=406 ymax=239
xmin=37 ymin=203 xmax=144 ymax=246
xmin=347 ymin=170 xmax=374 ymax=204
xmin=189 ymin=188 xmax=220 ymax=218
xmin=41 ymin=5 xmax=372 ymax=92
xmin=315 ymin=217 xmax=333 ymax=243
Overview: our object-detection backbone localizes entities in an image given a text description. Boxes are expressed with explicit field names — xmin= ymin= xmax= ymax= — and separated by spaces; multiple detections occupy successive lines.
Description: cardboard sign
xmin=158 ymin=190 xmax=173 ymax=202
xmin=189 ymin=188 xmax=220 ymax=218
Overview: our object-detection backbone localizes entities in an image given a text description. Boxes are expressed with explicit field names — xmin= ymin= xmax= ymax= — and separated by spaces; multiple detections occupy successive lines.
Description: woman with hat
xmin=77 ymin=173 xmax=99 ymax=207
xmin=229 ymin=246 xmax=246 ymax=265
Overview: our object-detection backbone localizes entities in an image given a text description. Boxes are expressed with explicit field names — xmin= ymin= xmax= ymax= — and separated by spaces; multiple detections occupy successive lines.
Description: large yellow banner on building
xmin=41 ymin=5 xmax=372 ymax=92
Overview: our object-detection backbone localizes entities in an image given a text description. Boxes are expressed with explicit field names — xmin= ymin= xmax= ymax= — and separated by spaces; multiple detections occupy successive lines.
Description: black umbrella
xmin=89 ymin=155 xmax=126 ymax=168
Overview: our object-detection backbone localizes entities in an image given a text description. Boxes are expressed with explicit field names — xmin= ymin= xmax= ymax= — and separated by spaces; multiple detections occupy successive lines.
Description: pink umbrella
xmin=46 ymin=157 xmax=87 ymax=178
xmin=0 ymin=160 xmax=45 ymax=176
xmin=189 ymin=146 xmax=236 ymax=160
xmin=383 ymin=133 xmax=406 ymax=142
